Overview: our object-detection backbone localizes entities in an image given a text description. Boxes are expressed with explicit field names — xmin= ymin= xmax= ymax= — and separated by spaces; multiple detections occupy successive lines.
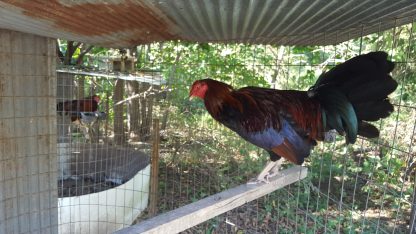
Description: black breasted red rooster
xmin=189 ymin=51 xmax=397 ymax=183
xmin=57 ymin=95 xmax=106 ymax=139
xmin=57 ymin=95 xmax=101 ymax=122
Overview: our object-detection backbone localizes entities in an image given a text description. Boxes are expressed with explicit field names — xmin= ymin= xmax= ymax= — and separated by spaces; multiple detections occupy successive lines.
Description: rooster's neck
xmin=204 ymin=89 xmax=230 ymax=120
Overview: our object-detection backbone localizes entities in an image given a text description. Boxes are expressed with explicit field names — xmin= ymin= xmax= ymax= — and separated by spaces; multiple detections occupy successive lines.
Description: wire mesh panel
xmin=2 ymin=6 xmax=416 ymax=234
xmin=0 ymin=29 xmax=58 ymax=234
xmin=55 ymin=53 xmax=167 ymax=233
xmin=127 ymin=20 xmax=416 ymax=233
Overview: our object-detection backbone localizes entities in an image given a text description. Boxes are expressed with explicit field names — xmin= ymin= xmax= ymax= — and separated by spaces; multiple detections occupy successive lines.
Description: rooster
xmin=189 ymin=51 xmax=397 ymax=183
xmin=57 ymin=95 xmax=101 ymax=121
xmin=57 ymin=95 xmax=105 ymax=140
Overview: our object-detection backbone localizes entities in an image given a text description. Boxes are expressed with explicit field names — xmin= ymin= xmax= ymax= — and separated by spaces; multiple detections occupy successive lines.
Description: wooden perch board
xmin=115 ymin=166 xmax=308 ymax=234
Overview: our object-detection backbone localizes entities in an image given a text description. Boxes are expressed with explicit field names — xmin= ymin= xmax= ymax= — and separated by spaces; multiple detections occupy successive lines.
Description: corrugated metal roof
xmin=0 ymin=0 xmax=415 ymax=47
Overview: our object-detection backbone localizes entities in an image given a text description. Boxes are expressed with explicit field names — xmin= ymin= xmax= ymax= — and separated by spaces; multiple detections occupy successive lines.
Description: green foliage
xmin=140 ymin=43 xmax=272 ymax=110
xmin=69 ymin=21 xmax=415 ymax=233
xmin=153 ymin=22 xmax=415 ymax=232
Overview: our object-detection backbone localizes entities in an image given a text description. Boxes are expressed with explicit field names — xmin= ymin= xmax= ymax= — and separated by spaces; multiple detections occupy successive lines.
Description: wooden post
xmin=104 ymin=91 xmax=110 ymax=143
xmin=115 ymin=166 xmax=307 ymax=234
xmin=113 ymin=79 xmax=125 ymax=145
xmin=0 ymin=29 xmax=58 ymax=233
xmin=409 ymin=179 xmax=416 ymax=234
xmin=149 ymin=119 xmax=160 ymax=216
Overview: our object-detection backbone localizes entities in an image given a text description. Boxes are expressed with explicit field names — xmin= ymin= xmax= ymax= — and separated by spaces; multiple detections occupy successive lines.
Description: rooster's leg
xmin=247 ymin=160 xmax=282 ymax=184
xmin=81 ymin=126 xmax=90 ymax=141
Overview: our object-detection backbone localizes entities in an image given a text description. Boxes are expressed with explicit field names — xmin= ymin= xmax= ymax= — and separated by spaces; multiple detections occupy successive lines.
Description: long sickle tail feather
xmin=309 ymin=51 xmax=397 ymax=144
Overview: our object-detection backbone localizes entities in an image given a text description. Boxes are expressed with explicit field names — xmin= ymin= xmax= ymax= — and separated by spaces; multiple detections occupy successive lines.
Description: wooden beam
xmin=409 ymin=180 xmax=416 ymax=234
xmin=115 ymin=166 xmax=307 ymax=234
xmin=149 ymin=119 xmax=161 ymax=216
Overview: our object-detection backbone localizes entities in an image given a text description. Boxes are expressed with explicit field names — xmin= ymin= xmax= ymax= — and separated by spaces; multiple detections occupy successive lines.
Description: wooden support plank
xmin=148 ymin=119 xmax=160 ymax=216
xmin=410 ymin=182 xmax=416 ymax=234
xmin=116 ymin=166 xmax=307 ymax=234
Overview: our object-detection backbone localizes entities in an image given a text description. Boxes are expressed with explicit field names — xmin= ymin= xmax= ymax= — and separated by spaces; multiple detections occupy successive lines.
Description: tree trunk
xmin=143 ymin=93 xmax=154 ymax=140
xmin=104 ymin=92 xmax=110 ymax=143
xmin=160 ymin=109 xmax=169 ymax=131
xmin=126 ymin=80 xmax=140 ymax=138
xmin=113 ymin=79 xmax=125 ymax=145
xmin=139 ymin=83 xmax=151 ymax=141
xmin=76 ymin=75 xmax=85 ymax=99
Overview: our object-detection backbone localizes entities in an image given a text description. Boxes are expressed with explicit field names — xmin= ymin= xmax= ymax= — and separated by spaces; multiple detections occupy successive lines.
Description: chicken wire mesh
xmin=55 ymin=54 xmax=167 ymax=233
xmin=0 ymin=31 xmax=57 ymax=234
xmin=53 ymin=20 xmax=416 ymax=234
xmin=124 ymin=20 xmax=416 ymax=233
xmin=1 ymin=9 xmax=415 ymax=234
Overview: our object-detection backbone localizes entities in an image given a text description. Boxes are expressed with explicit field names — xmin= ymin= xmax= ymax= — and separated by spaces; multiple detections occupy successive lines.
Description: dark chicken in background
xmin=57 ymin=95 xmax=106 ymax=140
xmin=189 ymin=51 xmax=397 ymax=183
xmin=57 ymin=95 xmax=101 ymax=122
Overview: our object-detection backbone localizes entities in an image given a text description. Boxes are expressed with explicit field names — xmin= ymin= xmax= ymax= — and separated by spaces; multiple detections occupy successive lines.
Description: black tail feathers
xmin=309 ymin=51 xmax=397 ymax=142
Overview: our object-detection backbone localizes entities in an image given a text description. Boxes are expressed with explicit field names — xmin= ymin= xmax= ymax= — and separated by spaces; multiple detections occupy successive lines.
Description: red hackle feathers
xmin=191 ymin=79 xmax=243 ymax=118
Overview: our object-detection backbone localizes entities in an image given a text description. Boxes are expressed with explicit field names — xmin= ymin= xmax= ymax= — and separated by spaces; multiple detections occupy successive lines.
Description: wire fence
xmin=1 ymin=12 xmax=415 ymax=234
xmin=54 ymin=20 xmax=415 ymax=233
xmin=135 ymin=20 xmax=415 ymax=233
xmin=55 ymin=61 xmax=161 ymax=233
